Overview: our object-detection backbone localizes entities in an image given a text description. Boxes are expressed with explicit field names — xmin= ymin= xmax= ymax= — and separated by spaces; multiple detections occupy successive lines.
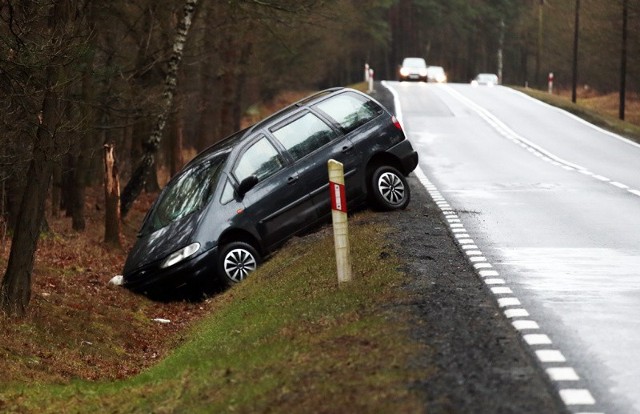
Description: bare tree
xmin=103 ymin=144 xmax=122 ymax=246
xmin=120 ymin=0 xmax=199 ymax=217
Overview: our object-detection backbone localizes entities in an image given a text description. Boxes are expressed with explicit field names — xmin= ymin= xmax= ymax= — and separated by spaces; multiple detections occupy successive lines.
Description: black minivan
xmin=122 ymin=87 xmax=418 ymax=294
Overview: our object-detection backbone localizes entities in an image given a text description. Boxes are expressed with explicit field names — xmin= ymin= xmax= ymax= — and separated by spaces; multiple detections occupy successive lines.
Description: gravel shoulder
xmin=370 ymin=84 xmax=569 ymax=413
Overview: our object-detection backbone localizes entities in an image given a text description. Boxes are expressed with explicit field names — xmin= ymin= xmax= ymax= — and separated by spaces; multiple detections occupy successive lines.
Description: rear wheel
xmin=369 ymin=165 xmax=410 ymax=211
xmin=218 ymin=242 xmax=261 ymax=286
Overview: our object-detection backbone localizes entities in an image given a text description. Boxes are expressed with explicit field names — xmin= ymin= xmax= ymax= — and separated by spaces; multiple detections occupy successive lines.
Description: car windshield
xmin=477 ymin=74 xmax=498 ymax=82
xmin=141 ymin=152 xmax=228 ymax=235
xmin=402 ymin=58 xmax=426 ymax=68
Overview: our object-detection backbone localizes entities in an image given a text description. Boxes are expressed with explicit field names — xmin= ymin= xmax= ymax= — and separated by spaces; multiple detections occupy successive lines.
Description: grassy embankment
xmin=0 ymin=210 xmax=425 ymax=413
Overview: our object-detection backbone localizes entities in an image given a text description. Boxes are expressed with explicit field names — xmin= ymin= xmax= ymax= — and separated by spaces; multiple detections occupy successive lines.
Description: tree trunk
xmin=0 ymin=0 xmax=76 ymax=317
xmin=71 ymin=60 xmax=98 ymax=232
xmin=71 ymin=155 xmax=87 ymax=231
xmin=103 ymin=145 xmax=122 ymax=247
xmin=619 ymin=0 xmax=628 ymax=120
xmin=0 ymin=73 xmax=60 ymax=317
xmin=120 ymin=0 xmax=199 ymax=217
xmin=170 ymin=92 xmax=185 ymax=177
xmin=51 ymin=163 xmax=62 ymax=218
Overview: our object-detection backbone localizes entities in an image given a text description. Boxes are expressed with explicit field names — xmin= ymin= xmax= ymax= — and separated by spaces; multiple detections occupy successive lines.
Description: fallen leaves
xmin=0 ymin=188 xmax=215 ymax=383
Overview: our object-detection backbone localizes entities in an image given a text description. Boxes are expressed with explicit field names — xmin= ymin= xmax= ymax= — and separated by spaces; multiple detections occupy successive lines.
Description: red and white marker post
xmin=328 ymin=159 xmax=352 ymax=283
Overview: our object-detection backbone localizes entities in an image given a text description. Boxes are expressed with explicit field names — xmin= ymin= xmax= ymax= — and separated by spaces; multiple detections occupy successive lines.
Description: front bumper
xmin=123 ymin=246 xmax=219 ymax=295
xmin=400 ymin=74 xmax=427 ymax=82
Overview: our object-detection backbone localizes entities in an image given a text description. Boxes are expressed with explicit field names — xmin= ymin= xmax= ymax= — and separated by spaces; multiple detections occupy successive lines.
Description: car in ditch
xmin=122 ymin=87 xmax=418 ymax=295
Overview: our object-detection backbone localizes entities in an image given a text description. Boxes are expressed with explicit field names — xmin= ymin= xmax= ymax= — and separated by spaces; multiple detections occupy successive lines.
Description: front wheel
xmin=217 ymin=242 xmax=261 ymax=286
xmin=369 ymin=166 xmax=410 ymax=211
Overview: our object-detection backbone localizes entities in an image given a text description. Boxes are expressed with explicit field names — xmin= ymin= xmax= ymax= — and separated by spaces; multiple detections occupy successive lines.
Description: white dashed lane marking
xmin=411 ymin=166 xmax=602 ymax=413
xmin=547 ymin=367 xmax=580 ymax=381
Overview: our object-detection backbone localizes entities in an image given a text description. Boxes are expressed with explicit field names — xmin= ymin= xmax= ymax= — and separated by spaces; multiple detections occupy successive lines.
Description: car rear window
xmin=314 ymin=93 xmax=383 ymax=133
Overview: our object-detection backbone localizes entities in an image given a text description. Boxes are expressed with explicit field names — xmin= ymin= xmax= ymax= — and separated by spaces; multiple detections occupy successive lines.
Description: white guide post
xmin=328 ymin=159 xmax=352 ymax=283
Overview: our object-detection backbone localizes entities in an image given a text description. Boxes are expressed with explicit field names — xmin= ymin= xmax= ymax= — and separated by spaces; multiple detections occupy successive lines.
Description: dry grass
xmin=577 ymin=92 xmax=640 ymax=126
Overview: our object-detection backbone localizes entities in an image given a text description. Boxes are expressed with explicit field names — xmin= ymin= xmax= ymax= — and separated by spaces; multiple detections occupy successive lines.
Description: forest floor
xmin=0 ymin=190 xmax=216 ymax=383
xmin=0 ymin=83 xmax=637 ymax=412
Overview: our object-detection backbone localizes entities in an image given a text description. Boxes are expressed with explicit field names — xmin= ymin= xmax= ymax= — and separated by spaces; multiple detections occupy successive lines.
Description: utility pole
xmin=536 ymin=0 xmax=544 ymax=87
xmin=498 ymin=19 xmax=505 ymax=84
xmin=619 ymin=0 xmax=628 ymax=120
xmin=571 ymin=0 xmax=580 ymax=103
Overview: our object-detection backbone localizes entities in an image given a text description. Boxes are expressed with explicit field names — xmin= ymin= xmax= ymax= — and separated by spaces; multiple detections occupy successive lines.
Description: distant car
xmin=122 ymin=87 xmax=419 ymax=295
xmin=399 ymin=57 xmax=428 ymax=82
xmin=471 ymin=73 xmax=499 ymax=87
xmin=426 ymin=66 xmax=447 ymax=83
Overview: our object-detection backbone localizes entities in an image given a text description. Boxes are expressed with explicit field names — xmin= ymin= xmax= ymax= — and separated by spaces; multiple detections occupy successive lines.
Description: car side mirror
xmin=237 ymin=175 xmax=259 ymax=198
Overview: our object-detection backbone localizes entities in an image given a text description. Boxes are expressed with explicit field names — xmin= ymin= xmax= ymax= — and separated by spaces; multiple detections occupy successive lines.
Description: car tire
xmin=218 ymin=242 xmax=261 ymax=286
xmin=369 ymin=165 xmax=410 ymax=211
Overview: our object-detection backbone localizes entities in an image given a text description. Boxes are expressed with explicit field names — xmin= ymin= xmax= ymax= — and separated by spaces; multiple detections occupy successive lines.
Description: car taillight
xmin=392 ymin=115 xmax=402 ymax=130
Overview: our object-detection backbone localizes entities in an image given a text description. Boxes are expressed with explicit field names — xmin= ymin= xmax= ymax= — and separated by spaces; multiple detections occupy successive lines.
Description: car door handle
xmin=287 ymin=175 xmax=298 ymax=184
xmin=341 ymin=144 xmax=352 ymax=153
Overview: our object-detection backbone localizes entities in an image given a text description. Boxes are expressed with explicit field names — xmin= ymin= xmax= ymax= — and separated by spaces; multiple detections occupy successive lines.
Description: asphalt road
xmin=382 ymin=81 xmax=640 ymax=414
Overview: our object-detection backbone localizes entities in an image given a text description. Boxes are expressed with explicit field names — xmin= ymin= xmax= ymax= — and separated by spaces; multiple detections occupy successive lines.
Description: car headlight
xmin=419 ymin=68 xmax=428 ymax=77
xmin=400 ymin=67 xmax=410 ymax=76
xmin=161 ymin=242 xmax=201 ymax=269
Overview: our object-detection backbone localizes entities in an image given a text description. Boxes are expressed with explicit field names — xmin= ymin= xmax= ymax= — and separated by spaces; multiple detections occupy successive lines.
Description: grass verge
xmin=0 ymin=213 xmax=424 ymax=413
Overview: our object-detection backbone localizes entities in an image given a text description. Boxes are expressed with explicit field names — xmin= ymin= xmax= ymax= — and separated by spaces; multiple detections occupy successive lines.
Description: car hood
xmin=123 ymin=211 xmax=202 ymax=275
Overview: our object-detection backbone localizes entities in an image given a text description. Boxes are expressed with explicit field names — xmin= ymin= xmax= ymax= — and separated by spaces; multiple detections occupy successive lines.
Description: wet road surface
xmin=384 ymin=81 xmax=640 ymax=414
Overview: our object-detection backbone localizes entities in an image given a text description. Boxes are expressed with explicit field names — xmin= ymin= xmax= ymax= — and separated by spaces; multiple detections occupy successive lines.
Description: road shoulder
xmin=385 ymin=175 xmax=567 ymax=413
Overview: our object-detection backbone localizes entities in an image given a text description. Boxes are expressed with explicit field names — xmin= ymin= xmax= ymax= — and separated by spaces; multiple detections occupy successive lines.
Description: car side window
xmin=234 ymin=136 xmax=283 ymax=183
xmin=271 ymin=112 xmax=338 ymax=162
xmin=314 ymin=93 xmax=383 ymax=133
xmin=220 ymin=178 xmax=235 ymax=204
